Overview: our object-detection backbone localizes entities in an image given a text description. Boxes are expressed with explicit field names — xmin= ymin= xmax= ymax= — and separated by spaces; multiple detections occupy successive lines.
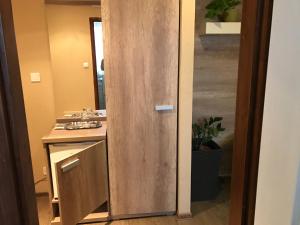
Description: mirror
xmin=90 ymin=17 xmax=106 ymax=109
xmin=45 ymin=1 xmax=105 ymax=116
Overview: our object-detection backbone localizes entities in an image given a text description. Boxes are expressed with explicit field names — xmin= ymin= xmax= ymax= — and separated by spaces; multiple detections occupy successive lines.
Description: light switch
xmin=83 ymin=62 xmax=89 ymax=69
xmin=30 ymin=73 xmax=41 ymax=83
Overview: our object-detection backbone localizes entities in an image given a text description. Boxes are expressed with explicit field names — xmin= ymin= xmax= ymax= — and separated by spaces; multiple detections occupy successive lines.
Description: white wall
xmin=177 ymin=0 xmax=195 ymax=216
xmin=254 ymin=1 xmax=300 ymax=225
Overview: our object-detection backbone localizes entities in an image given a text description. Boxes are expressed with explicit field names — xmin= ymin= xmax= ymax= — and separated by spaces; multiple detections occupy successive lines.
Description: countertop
xmin=42 ymin=122 xmax=107 ymax=144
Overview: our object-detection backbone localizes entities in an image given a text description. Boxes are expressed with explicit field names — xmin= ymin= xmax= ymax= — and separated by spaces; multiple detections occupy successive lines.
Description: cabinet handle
xmin=61 ymin=159 xmax=80 ymax=173
xmin=51 ymin=142 xmax=95 ymax=147
xmin=155 ymin=105 xmax=174 ymax=111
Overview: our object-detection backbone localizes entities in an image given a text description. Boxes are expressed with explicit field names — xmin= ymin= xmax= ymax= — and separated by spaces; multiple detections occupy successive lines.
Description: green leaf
xmin=214 ymin=117 xmax=223 ymax=122
xmin=209 ymin=117 xmax=214 ymax=125
xmin=192 ymin=116 xmax=226 ymax=150
xmin=212 ymin=128 xmax=217 ymax=137
xmin=205 ymin=0 xmax=241 ymax=20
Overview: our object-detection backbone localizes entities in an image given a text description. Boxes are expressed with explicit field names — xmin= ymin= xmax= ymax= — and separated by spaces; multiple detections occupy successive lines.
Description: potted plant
xmin=205 ymin=0 xmax=241 ymax=22
xmin=191 ymin=117 xmax=225 ymax=201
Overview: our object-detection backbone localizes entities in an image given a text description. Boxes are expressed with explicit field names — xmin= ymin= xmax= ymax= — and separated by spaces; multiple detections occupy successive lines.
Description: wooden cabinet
xmin=102 ymin=0 xmax=179 ymax=218
xmin=43 ymin=0 xmax=181 ymax=220
xmin=42 ymin=126 xmax=109 ymax=225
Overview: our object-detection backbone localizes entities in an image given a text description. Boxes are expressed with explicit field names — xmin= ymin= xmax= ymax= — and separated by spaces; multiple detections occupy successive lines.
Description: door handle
xmin=61 ymin=158 xmax=80 ymax=173
xmin=155 ymin=105 xmax=174 ymax=111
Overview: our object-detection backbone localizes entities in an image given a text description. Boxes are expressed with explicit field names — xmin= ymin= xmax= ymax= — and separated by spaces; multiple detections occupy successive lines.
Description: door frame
xmin=229 ymin=0 xmax=274 ymax=225
xmin=0 ymin=0 xmax=39 ymax=225
xmin=89 ymin=17 xmax=102 ymax=110
xmin=0 ymin=0 xmax=273 ymax=225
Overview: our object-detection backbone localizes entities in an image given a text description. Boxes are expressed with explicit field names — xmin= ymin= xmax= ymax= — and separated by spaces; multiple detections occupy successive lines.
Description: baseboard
xmin=111 ymin=211 xmax=175 ymax=220
xmin=177 ymin=212 xmax=193 ymax=220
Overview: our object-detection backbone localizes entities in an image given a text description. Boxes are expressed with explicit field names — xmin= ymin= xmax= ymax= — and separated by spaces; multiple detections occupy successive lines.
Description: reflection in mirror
xmin=45 ymin=3 xmax=104 ymax=116
xmin=90 ymin=17 xmax=106 ymax=110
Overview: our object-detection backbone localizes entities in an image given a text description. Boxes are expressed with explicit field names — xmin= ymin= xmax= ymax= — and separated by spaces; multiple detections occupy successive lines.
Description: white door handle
xmin=61 ymin=158 xmax=80 ymax=173
xmin=155 ymin=105 xmax=174 ymax=111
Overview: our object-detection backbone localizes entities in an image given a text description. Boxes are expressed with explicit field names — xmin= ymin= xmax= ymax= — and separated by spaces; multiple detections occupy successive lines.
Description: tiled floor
xmin=36 ymin=181 xmax=230 ymax=225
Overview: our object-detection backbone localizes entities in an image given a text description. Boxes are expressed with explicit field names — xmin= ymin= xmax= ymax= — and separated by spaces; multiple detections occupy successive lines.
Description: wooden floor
xmin=36 ymin=182 xmax=230 ymax=225
xmin=36 ymin=195 xmax=51 ymax=225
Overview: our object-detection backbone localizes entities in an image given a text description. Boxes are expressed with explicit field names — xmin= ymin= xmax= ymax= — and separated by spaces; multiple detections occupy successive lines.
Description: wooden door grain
xmin=102 ymin=0 xmax=179 ymax=218
xmin=55 ymin=141 xmax=108 ymax=225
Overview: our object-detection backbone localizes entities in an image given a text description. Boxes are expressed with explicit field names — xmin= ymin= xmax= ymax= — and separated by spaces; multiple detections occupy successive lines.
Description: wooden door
xmin=0 ymin=60 xmax=24 ymax=225
xmin=102 ymin=0 xmax=179 ymax=217
xmin=55 ymin=141 xmax=108 ymax=225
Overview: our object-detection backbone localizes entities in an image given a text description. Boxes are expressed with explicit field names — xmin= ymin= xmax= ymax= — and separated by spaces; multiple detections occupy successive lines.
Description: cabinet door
xmin=55 ymin=141 xmax=108 ymax=225
xmin=102 ymin=0 xmax=179 ymax=217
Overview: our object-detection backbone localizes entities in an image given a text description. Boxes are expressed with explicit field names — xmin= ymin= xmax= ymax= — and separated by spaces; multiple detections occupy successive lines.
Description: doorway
xmin=190 ymin=1 xmax=242 ymax=223
xmin=90 ymin=17 xmax=106 ymax=110
xmin=0 ymin=0 xmax=273 ymax=225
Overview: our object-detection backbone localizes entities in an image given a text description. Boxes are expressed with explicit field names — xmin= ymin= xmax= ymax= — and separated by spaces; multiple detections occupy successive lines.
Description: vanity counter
xmin=42 ymin=121 xmax=107 ymax=144
xmin=41 ymin=121 xmax=109 ymax=224
xmin=56 ymin=110 xmax=107 ymax=123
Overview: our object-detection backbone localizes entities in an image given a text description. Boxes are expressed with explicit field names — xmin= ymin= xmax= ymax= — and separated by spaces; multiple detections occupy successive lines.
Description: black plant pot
xmin=191 ymin=141 xmax=223 ymax=202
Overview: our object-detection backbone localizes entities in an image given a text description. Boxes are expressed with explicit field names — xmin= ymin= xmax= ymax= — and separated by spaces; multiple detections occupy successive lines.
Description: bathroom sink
xmin=54 ymin=121 xmax=102 ymax=130
xmin=56 ymin=110 xmax=107 ymax=123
